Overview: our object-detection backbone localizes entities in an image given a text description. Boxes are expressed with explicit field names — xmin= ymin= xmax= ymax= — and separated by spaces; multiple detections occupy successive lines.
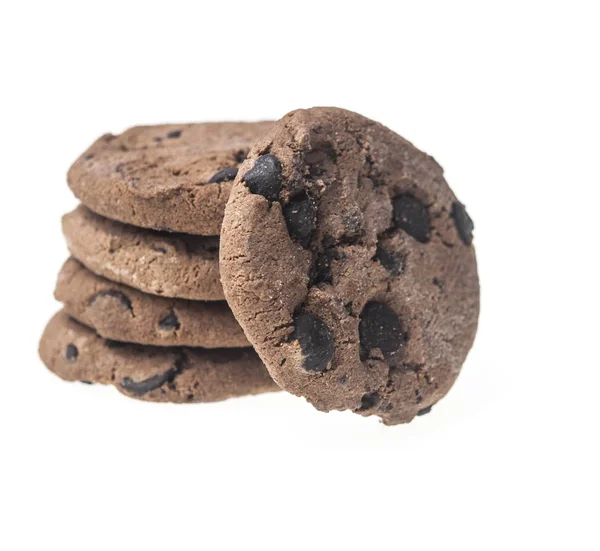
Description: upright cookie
xmin=68 ymin=121 xmax=273 ymax=235
xmin=63 ymin=205 xmax=223 ymax=300
xmin=39 ymin=311 xmax=278 ymax=403
xmin=220 ymin=107 xmax=479 ymax=425
xmin=55 ymin=258 xmax=249 ymax=348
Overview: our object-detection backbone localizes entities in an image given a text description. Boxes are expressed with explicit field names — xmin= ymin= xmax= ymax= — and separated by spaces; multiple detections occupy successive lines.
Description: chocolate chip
xmin=80 ymin=380 xmax=93 ymax=385
xmin=208 ymin=167 xmax=238 ymax=184
xmin=65 ymin=344 xmax=78 ymax=361
xmin=374 ymin=244 xmax=405 ymax=276
xmin=88 ymin=290 xmax=133 ymax=312
xmin=392 ymin=195 xmax=430 ymax=243
xmin=451 ymin=202 xmax=474 ymax=245
xmin=415 ymin=388 xmax=423 ymax=404
xmin=292 ymin=313 xmax=334 ymax=372
xmin=342 ymin=211 xmax=363 ymax=241
xmin=235 ymin=149 xmax=248 ymax=163
xmin=120 ymin=366 xmax=179 ymax=396
xmin=167 ymin=130 xmax=182 ymax=139
xmin=358 ymin=392 xmax=381 ymax=411
xmin=243 ymin=154 xmax=282 ymax=201
xmin=283 ymin=192 xmax=317 ymax=247
xmin=432 ymin=277 xmax=444 ymax=290
xmin=417 ymin=405 xmax=432 ymax=416
xmin=159 ymin=312 xmax=180 ymax=331
xmin=310 ymin=251 xmax=332 ymax=285
xmin=359 ymin=302 xmax=406 ymax=361
xmin=310 ymin=241 xmax=345 ymax=286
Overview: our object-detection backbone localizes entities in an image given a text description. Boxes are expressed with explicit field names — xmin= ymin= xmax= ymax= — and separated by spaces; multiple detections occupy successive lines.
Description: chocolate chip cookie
xmin=220 ymin=107 xmax=479 ymax=425
xmin=55 ymin=258 xmax=249 ymax=348
xmin=39 ymin=311 xmax=279 ymax=403
xmin=63 ymin=205 xmax=223 ymax=300
xmin=68 ymin=121 xmax=273 ymax=235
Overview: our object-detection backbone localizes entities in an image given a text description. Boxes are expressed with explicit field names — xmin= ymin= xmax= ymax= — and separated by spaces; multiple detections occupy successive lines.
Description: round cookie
xmin=220 ymin=107 xmax=479 ymax=425
xmin=55 ymin=258 xmax=249 ymax=348
xmin=68 ymin=121 xmax=273 ymax=235
xmin=63 ymin=205 xmax=223 ymax=301
xmin=39 ymin=311 xmax=279 ymax=403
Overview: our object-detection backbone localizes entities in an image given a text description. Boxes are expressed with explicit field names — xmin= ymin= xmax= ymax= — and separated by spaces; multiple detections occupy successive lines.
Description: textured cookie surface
xmin=39 ymin=311 xmax=278 ymax=402
xmin=220 ymin=107 xmax=479 ymax=425
xmin=63 ymin=205 xmax=223 ymax=300
xmin=68 ymin=121 xmax=273 ymax=235
xmin=55 ymin=258 xmax=249 ymax=348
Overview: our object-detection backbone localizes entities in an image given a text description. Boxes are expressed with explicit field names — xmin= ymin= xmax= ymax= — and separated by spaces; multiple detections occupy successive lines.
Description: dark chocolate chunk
xmin=451 ymin=202 xmax=474 ymax=245
xmin=309 ymin=237 xmax=344 ymax=285
xmin=417 ymin=405 xmax=432 ymax=416
xmin=342 ymin=211 xmax=363 ymax=241
xmin=392 ymin=194 xmax=430 ymax=243
xmin=432 ymin=277 xmax=444 ymax=290
xmin=166 ymin=130 xmax=182 ymax=139
xmin=65 ymin=344 xmax=78 ymax=361
xmin=235 ymin=149 xmax=248 ymax=163
xmin=208 ymin=167 xmax=238 ymax=184
xmin=88 ymin=290 xmax=133 ymax=312
xmin=159 ymin=312 xmax=180 ymax=331
xmin=415 ymin=388 xmax=423 ymax=404
xmin=310 ymin=251 xmax=332 ymax=285
xmin=359 ymin=302 xmax=406 ymax=360
xmin=242 ymin=154 xmax=282 ymax=201
xmin=374 ymin=244 xmax=405 ymax=276
xmin=283 ymin=192 xmax=317 ymax=247
xmin=292 ymin=313 xmax=335 ymax=372
xmin=120 ymin=366 xmax=179 ymax=396
xmin=358 ymin=392 xmax=381 ymax=411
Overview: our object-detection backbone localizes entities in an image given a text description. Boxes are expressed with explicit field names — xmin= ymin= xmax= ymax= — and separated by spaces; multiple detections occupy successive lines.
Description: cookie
xmin=55 ymin=258 xmax=249 ymax=348
xmin=220 ymin=107 xmax=479 ymax=425
xmin=39 ymin=311 xmax=278 ymax=403
xmin=63 ymin=205 xmax=223 ymax=301
xmin=68 ymin=121 xmax=273 ymax=235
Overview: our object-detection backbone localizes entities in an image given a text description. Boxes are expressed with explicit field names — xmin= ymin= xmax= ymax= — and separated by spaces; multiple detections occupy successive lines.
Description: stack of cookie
xmin=40 ymin=108 xmax=479 ymax=425
xmin=39 ymin=122 xmax=280 ymax=403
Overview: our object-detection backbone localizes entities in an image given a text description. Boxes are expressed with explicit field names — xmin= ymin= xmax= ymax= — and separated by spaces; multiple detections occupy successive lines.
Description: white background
xmin=1 ymin=1 xmax=598 ymax=550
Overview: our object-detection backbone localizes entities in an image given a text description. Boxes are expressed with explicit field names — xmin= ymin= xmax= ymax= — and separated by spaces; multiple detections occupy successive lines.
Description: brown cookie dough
xmin=55 ymin=258 xmax=249 ymax=348
xmin=68 ymin=121 xmax=273 ymax=235
xmin=39 ymin=311 xmax=279 ymax=403
xmin=63 ymin=205 xmax=223 ymax=301
xmin=220 ymin=107 xmax=479 ymax=425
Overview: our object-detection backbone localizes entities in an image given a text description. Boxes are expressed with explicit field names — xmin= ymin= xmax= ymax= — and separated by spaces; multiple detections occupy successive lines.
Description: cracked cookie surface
xmin=63 ymin=205 xmax=223 ymax=300
xmin=68 ymin=121 xmax=273 ymax=235
xmin=220 ymin=107 xmax=479 ymax=425
xmin=39 ymin=311 xmax=278 ymax=403
xmin=55 ymin=258 xmax=249 ymax=348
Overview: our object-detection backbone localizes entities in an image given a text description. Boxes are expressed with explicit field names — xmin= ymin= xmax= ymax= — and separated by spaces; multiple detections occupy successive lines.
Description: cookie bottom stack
xmin=40 ymin=207 xmax=279 ymax=402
